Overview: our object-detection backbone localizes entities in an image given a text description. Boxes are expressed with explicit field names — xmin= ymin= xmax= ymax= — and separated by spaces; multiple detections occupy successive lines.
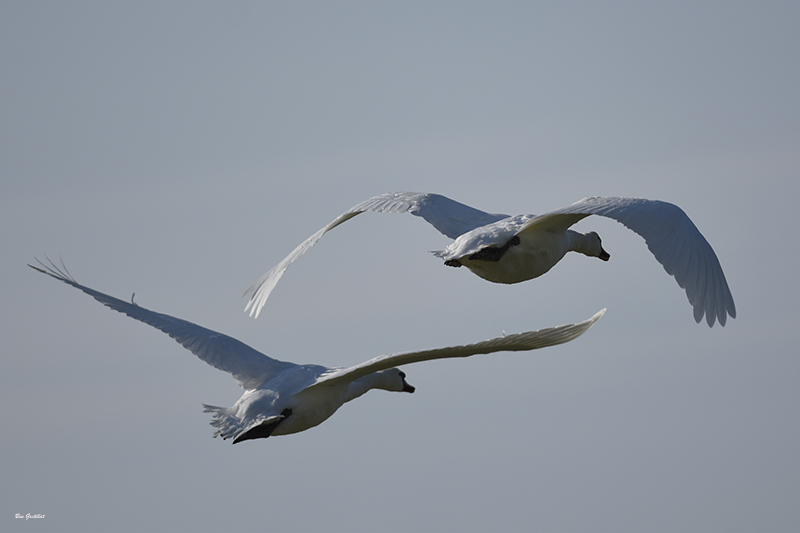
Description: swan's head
xmin=377 ymin=368 xmax=415 ymax=393
xmin=586 ymin=231 xmax=610 ymax=261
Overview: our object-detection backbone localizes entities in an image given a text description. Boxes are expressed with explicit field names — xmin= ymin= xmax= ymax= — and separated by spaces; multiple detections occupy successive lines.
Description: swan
xmin=30 ymin=258 xmax=604 ymax=443
xmin=244 ymin=192 xmax=735 ymax=327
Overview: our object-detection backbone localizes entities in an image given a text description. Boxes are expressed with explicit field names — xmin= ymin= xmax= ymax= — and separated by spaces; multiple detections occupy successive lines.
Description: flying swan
xmin=30 ymin=258 xmax=604 ymax=443
xmin=244 ymin=192 xmax=735 ymax=327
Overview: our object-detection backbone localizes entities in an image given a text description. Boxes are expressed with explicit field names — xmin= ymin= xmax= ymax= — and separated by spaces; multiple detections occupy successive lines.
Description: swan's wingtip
xmin=242 ymin=281 xmax=268 ymax=318
xmin=244 ymin=297 xmax=263 ymax=319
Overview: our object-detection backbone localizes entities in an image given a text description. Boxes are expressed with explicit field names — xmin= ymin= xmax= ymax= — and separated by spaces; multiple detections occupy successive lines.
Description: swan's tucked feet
xmin=233 ymin=408 xmax=293 ymax=444
xmin=468 ymin=235 xmax=521 ymax=262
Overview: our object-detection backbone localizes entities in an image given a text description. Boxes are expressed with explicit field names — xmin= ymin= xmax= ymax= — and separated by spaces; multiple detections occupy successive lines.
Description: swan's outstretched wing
xmin=524 ymin=196 xmax=736 ymax=327
xmin=306 ymin=308 xmax=605 ymax=391
xmin=30 ymin=258 xmax=294 ymax=390
xmin=244 ymin=192 xmax=508 ymax=317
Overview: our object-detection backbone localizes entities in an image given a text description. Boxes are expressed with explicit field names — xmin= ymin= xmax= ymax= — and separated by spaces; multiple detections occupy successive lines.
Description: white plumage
xmin=31 ymin=258 xmax=603 ymax=443
xmin=244 ymin=192 xmax=735 ymax=327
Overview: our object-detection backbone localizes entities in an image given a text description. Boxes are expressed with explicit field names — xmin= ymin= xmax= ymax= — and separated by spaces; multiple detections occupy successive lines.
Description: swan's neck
xmin=567 ymin=230 xmax=602 ymax=258
xmin=345 ymin=374 xmax=380 ymax=402
xmin=345 ymin=373 xmax=391 ymax=403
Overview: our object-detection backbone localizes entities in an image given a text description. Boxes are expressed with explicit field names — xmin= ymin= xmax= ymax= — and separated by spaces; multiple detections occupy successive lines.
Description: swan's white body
xmin=245 ymin=192 xmax=735 ymax=327
xmin=31 ymin=259 xmax=603 ymax=443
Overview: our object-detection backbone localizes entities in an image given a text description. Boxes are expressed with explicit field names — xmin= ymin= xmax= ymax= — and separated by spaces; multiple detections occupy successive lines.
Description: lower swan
xmin=31 ymin=258 xmax=603 ymax=443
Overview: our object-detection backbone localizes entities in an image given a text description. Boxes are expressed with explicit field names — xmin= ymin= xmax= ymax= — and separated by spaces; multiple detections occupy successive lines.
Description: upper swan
xmin=244 ymin=192 xmax=735 ymax=327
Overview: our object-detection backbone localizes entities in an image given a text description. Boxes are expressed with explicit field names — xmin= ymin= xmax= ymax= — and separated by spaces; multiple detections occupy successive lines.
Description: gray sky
xmin=3 ymin=2 xmax=798 ymax=532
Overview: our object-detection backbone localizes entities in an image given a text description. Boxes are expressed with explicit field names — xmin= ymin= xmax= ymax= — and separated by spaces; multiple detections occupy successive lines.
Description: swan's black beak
xmin=402 ymin=379 xmax=415 ymax=393
xmin=599 ymin=247 xmax=610 ymax=261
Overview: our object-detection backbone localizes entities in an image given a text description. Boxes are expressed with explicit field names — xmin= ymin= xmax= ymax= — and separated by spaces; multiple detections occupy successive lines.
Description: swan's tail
xmin=202 ymin=404 xmax=243 ymax=441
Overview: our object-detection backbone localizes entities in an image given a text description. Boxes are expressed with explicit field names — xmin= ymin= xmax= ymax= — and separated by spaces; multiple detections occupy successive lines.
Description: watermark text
xmin=15 ymin=513 xmax=45 ymax=520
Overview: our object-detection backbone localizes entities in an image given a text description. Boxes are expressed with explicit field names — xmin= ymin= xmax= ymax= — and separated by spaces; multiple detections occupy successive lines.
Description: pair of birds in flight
xmin=32 ymin=192 xmax=735 ymax=443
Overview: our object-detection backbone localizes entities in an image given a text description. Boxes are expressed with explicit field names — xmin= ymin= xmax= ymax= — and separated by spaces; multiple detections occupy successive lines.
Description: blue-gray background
xmin=3 ymin=2 xmax=798 ymax=532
